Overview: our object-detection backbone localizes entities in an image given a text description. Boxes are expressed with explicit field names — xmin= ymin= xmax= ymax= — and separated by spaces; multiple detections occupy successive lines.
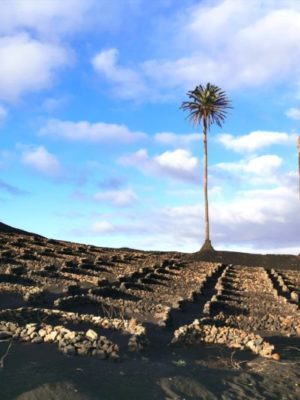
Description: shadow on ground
xmin=1 ymin=338 xmax=300 ymax=400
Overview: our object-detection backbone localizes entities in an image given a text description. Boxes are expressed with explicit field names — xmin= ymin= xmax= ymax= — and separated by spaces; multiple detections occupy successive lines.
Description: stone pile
xmin=203 ymin=265 xmax=230 ymax=315
xmin=0 ymin=307 xmax=144 ymax=332
xmin=0 ymin=320 xmax=119 ymax=359
xmin=54 ymin=289 xmax=173 ymax=326
xmin=222 ymin=313 xmax=300 ymax=336
xmin=54 ymin=293 xmax=108 ymax=308
xmin=6 ymin=265 xmax=25 ymax=275
xmin=0 ymin=306 xmax=147 ymax=353
xmin=124 ymin=262 xmax=224 ymax=325
xmin=270 ymin=269 xmax=299 ymax=304
xmin=172 ymin=319 xmax=279 ymax=359
xmin=23 ymin=287 xmax=45 ymax=304
xmin=128 ymin=334 xmax=145 ymax=352
xmin=60 ymin=270 xmax=99 ymax=286
xmin=0 ymin=283 xmax=44 ymax=305
xmin=208 ymin=266 xmax=300 ymax=336
xmin=283 ymin=270 xmax=300 ymax=290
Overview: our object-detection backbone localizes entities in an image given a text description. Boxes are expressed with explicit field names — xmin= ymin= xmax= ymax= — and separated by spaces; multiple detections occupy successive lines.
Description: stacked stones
xmin=0 ymin=282 xmax=32 ymax=296
xmin=0 ymin=306 xmax=148 ymax=355
xmin=0 ymin=282 xmax=44 ymax=305
xmin=54 ymin=293 xmax=123 ymax=309
xmin=53 ymin=293 xmax=156 ymax=325
xmin=172 ymin=319 xmax=279 ymax=359
xmin=55 ymin=260 xmax=178 ymax=326
xmin=269 ymin=269 xmax=299 ymax=304
xmin=107 ymin=259 xmax=184 ymax=325
xmin=6 ymin=265 xmax=26 ymax=275
xmin=23 ymin=287 xmax=45 ymax=304
xmin=0 ymin=307 xmax=146 ymax=337
xmin=60 ymin=270 xmax=99 ymax=286
xmin=124 ymin=317 xmax=148 ymax=351
xmin=203 ymin=264 xmax=230 ymax=315
xmin=283 ymin=270 xmax=300 ymax=291
xmin=123 ymin=262 xmax=224 ymax=326
xmin=0 ymin=249 xmax=220 ymax=334
xmin=223 ymin=314 xmax=300 ymax=336
xmin=128 ymin=334 xmax=146 ymax=352
xmin=0 ymin=320 xmax=119 ymax=359
xmin=211 ymin=266 xmax=300 ymax=336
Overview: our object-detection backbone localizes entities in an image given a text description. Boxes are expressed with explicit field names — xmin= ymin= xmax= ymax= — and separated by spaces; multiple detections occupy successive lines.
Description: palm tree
xmin=181 ymin=83 xmax=231 ymax=252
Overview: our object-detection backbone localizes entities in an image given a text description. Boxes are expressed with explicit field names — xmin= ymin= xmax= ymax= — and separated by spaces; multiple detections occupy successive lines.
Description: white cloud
xmin=0 ymin=105 xmax=7 ymax=122
xmin=216 ymin=155 xmax=283 ymax=176
xmin=93 ymin=189 xmax=137 ymax=207
xmin=3 ymin=1 xmax=298 ymax=103
xmin=119 ymin=149 xmax=149 ymax=169
xmin=0 ymin=0 xmax=93 ymax=38
xmin=155 ymin=149 xmax=197 ymax=173
xmin=143 ymin=184 xmax=299 ymax=252
xmin=94 ymin=2 xmax=300 ymax=99
xmin=0 ymin=1 xmax=143 ymax=103
xmin=216 ymin=131 xmax=297 ymax=152
xmin=210 ymin=186 xmax=300 ymax=248
xmin=0 ymin=0 xmax=140 ymax=39
xmin=21 ymin=145 xmax=62 ymax=177
xmin=154 ymin=132 xmax=202 ymax=146
xmin=91 ymin=221 xmax=115 ymax=234
xmin=286 ymin=107 xmax=300 ymax=120
xmin=67 ymin=173 xmax=299 ymax=253
xmin=39 ymin=119 xmax=146 ymax=142
xmin=144 ymin=2 xmax=300 ymax=90
xmin=120 ymin=148 xmax=199 ymax=183
xmin=245 ymin=156 xmax=283 ymax=175
xmin=85 ymin=181 xmax=299 ymax=253
xmin=213 ymin=154 xmax=289 ymax=188
xmin=92 ymin=48 xmax=147 ymax=99
xmin=0 ymin=34 xmax=69 ymax=102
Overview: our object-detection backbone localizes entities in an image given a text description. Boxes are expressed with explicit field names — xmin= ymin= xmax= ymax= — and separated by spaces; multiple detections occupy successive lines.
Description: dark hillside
xmin=190 ymin=250 xmax=300 ymax=270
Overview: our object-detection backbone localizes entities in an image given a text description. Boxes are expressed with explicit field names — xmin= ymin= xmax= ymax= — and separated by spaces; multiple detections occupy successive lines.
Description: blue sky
xmin=0 ymin=0 xmax=300 ymax=254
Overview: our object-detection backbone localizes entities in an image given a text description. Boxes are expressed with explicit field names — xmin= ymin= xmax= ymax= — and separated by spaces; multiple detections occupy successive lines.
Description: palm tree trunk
xmin=200 ymin=118 xmax=214 ymax=252
xmin=203 ymin=129 xmax=209 ymax=241
xmin=298 ymin=136 xmax=300 ymax=200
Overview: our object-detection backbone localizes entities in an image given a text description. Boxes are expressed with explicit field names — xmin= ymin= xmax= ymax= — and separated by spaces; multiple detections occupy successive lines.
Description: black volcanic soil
xmin=191 ymin=250 xmax=300 ymax=270
xmin=0 ymin=222 xmax=300 ymax=400
xmin=1 ymin=338 xmax=300 ymax=400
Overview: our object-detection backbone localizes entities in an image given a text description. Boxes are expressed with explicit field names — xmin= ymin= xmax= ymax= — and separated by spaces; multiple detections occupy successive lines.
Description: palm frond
xmin=180 ymin=83 xmax=232 ymax=129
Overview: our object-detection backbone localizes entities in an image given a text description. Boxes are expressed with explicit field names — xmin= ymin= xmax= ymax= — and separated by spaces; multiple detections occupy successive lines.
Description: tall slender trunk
xmin=298 ymin=136 xmax=300 ymax=200
xmin=203 ymin=121 xmax=210 ymax=242
xmin=200 ymin=117 xmax=214 ymax=252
